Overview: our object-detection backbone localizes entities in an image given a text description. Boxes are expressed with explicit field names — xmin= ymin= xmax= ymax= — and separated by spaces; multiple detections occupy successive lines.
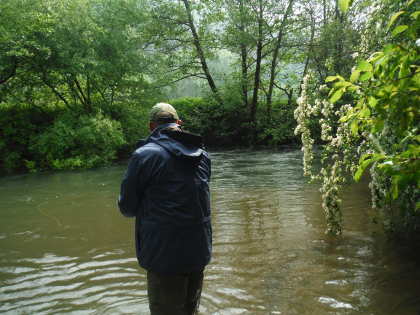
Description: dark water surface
xmin=1 ymin=150 xmax=419 ymax=314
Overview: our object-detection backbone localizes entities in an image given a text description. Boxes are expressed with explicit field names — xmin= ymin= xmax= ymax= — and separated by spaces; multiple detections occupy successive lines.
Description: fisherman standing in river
xmin=118 ymin=103 xmax=212 ymax=315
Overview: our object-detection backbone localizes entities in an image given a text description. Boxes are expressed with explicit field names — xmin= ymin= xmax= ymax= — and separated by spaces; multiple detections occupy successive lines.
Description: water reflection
xmin=0 ymin=150 xmax=419 ymax=314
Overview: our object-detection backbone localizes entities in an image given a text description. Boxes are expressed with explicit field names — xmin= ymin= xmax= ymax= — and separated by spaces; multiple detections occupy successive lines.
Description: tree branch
xmin=73 ymin=77 xmax=88 ymax=106
xmin=40 ymin=73 xmax=71 ymax=108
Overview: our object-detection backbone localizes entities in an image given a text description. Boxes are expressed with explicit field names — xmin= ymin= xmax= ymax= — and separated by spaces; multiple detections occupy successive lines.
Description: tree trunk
xmin=249 ymin=0 xmax=263 ymax=125
xmin=181 ymin=0 xmax=222 ymax=105
xmin=238 ymin=0 xmax=248 ymax=108
xmin=299 ymin=10 xmax=316 ymax=95
xmin=333 ymin=0 xmax=345 ymax=74
xmin=266 ymin=0 xmax=295 ymax=111
xmin=41 ymin=72 xmax=71 ymax=109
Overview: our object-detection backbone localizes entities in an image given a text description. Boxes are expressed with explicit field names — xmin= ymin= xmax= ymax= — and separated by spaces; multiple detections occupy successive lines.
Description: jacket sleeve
xmin=118 ymin=148 xmax=163 ymax=218
xmin=118 ymin=153 xmax=142 ymax=217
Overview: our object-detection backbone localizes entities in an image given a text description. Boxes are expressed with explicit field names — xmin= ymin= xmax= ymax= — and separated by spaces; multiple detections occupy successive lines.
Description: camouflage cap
xmin=149 ymin=102 xmax=179 ymax=122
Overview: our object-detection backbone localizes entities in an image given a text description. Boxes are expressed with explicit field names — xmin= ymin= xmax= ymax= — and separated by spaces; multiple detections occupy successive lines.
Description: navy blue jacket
xmin=118 ymin=123 xmax=212 ymax=274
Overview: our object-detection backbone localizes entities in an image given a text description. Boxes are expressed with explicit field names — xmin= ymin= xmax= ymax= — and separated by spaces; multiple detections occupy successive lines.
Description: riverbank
xmin=1 ymin=96 xmax=300 ymax=175
xmin=0 ymin=144 xmax=301 ymax=178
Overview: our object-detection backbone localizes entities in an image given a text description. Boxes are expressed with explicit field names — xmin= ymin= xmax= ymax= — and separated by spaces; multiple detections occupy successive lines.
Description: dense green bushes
xmin=0 ymin=0 xmax=158 ymax=174
xmin=0 ymin=96 xmax=299 ymax=174
xmin=0 ymin=105 xmax=59 ymax=173
xmin=0 ymin=0 xmax=304 ymax=175
xmin=171 ymin=97 xmax=248 ymax=146
xmin=102 ymin=102 xmax=151 ymax=154
xmin=256 ymin=100 xmax=298 ymax=146
xmin=31 ymin=111 xmax=126 ymax=170
xmin=170 ymin=97 xmax=298 ymax=147
xmin=0 ymin=104 xmax=151 ymax=174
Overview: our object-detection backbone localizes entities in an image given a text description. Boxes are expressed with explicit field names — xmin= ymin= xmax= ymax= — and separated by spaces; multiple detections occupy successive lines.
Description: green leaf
xmin=360 ymin=106 xmax=371 ymax=118
xmin=391 ymin=175 xmax=402 ymax=199
xmin=354 ymin=153 xmax=386 ymax=181
xmin=388 ymin=11 xmax=405 ymax=29
xmin=410 ymin=11 xmax=420 ymax=20
xmin=350 ymin=69 xmax=360 ymax=83
xmin=354 ymin=157 xmax=373 ymax=181
xmin=330 ymin=88 xmax=345 ymax=103
xmin=333 ymin=81 xmax=352 ymax=88
xmin=372 ymin=119 xmax=384 ymax=133
xmin=350 ymin=119 xmax=359 ymax=135
xmin=383 ymin=44 xmax=394 ymax=55
xmin=360 ymin=71 xmax=373 ymax=81
xmin=358 ymin=153 xmax=372 ymax=164
xmin=399 ymin=56 xmax=410 ymax=78
xmin=347 ymin=85 xmax=359 ymax=93
xmin=338 ymin=0 xmax=351 ymax=13
xmin=368 ymin=96 xmax=378 ymax=108
xmin=325 ymin=76 xmax=340 ymax=83
xmin=357 ymin=60 xmax=373 ymax=72
xmin=368 ymin=51 xmax=384 ymax=63
xmin=339 ymin=112 xmax=353 ymax=122
xmin=392 ymin=25 xmax=408 ymax=37
xmin=354 ymin=164 xmax=366 ymax=182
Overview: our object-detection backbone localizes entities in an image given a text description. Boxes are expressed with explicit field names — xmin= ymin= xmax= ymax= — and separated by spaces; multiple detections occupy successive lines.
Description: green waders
xmin=147 ymin=270 xmax=204 ymax=315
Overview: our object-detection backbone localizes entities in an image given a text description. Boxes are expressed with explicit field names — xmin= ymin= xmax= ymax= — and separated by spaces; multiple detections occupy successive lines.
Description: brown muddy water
xmin=0 ymin=150 xmax=419 ymax=314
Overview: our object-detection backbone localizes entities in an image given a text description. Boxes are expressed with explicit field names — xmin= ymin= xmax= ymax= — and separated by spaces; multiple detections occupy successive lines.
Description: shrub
xmin=0 ymin=104 xmax=59 ymax=173
xmin=256 ymin=99 xmax=298 ymax=146
xmin=31 ymin=111 xmax=126 ymax=169
xmin=171 ymin=97 xmax=254 ymax=147
xmin=104 ymin=102 xmax=150 ymax=153
xmin=170 ymin=96 xmax=300 ymax=147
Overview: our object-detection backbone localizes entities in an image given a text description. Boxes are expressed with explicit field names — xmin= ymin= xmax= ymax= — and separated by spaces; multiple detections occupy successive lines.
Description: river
xmin=0 ymin=150 xmax=419 ymax=314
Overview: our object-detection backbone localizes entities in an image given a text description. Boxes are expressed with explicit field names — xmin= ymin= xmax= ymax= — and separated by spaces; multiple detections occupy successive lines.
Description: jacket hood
xmin=144 ymin=123 xmax=204 ymax=162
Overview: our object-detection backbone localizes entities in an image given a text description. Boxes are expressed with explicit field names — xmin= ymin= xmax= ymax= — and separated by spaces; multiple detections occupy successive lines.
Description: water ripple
xmin=1 ymin=150 xmax=419 ymax=314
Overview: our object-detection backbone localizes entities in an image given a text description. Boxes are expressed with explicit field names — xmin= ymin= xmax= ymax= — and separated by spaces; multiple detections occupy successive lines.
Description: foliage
xmin=296 ymin=0 xmax=419 ymax=237
xmin=0 ymin=0 xmax=161 ymax=173
xmin=0 ymin=104 xmax=59 ymax=173
xmin=30 ymin=111 xmax=126 ymax=170
xmin=0 ymin=0 xmax=395 ymax=175
xmin=0 ymin=0 xmax=156 ymax=111
xmin=257 ymin=99 xmax=298 ymax=146
xmin=0 ymin=101 xmax=147 ymax=173
xmin=102 ymin=101 xmax=152 ymax=153
xmin=170 ymin=96 xmax=298 ymax=147
xmin=170 ymin=96 xmax=248 ymax=146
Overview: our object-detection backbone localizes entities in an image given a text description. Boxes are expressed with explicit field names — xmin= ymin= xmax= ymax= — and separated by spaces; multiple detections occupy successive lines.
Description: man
xmin=118 ymin=103 xmax=212 ymax=315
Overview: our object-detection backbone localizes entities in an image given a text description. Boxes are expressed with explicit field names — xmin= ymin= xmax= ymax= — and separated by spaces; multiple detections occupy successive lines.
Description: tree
xmin=0 ymin=0 xmax=158 ymax=113
xmin=295 ymin=0 xmax=420 ymax=237
xmin=221 ymin=0 xmax=304 ymax=130
xmin=0 ymin=0 xmax=161 ymax=172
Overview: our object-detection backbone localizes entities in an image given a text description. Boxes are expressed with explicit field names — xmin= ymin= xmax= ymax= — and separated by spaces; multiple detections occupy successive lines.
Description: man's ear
xmin=149 ymin=121 xmax=158 ymax=131
xmin=176 ymin=119 xmax=183 ymax=126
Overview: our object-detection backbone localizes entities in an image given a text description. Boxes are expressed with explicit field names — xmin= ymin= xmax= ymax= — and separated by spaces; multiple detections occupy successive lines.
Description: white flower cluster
xmin=325 ymin=57 xmax=334 ymax=72
xmin=295 ymin=77 xmax=366 ymax=235
xmin=320 ymin=119 xmax=332 ymax=141
xmin=369 ymin=163 xmax=382 ymax=209
xmin=321 ymin=100 xmax=333 ymax=117
xmin=319 ymin=161 xmax=343 ymax=235
xmin=294 ymin=74 xmax=315 ymax=178
xmin=360 ymin=32 xmax=370 ymax=54
xmin=319 ymin=100 xmax=335 ymax=141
